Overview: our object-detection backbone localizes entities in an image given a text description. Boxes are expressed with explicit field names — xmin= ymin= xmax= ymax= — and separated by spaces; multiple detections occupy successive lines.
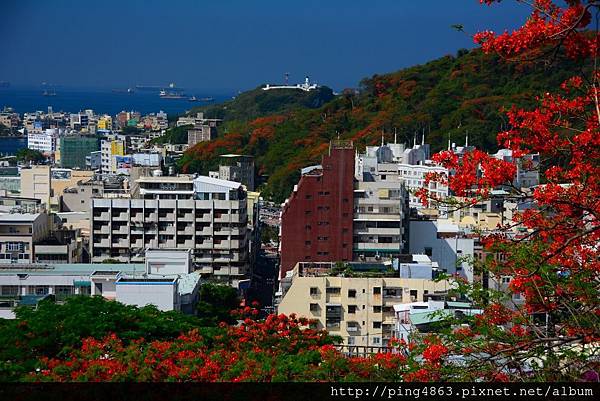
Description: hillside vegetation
xmin=177 ymin=48 xmax=584 ymax=202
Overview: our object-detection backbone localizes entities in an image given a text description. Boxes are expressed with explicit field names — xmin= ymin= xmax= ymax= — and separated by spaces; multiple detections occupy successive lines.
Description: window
xmin=424 ymin=247 xmax=433 ymax=257
xmin=373 ymin=306 xmax=382 ymax=313
xmin=373 ymin=321 xmax=382 ymax=329
xmin=326 ymin=287 xmax=341 ymax=295
xmin=372 ymin=336 xmax=381 ymax=345
xmin=317 ymin=236 xmax=328 ymax=241
xmin=305 ymin=241 xmax=311 ymax=245
xmin=348 ymin=305 xmax=357 ymax=313
xmin=309 ymin=303 xmax=319 ymax=312
xmin=373 ymin=287 xmax=381 ymax=295
xmin=348 ymin=289 xmax=356 ymax=298
xmin=1 ymin=286 xmax=18 ymax=296
xmin=310 ymin=287 xmax=319 ymax=296
xmin=305 ymin=194 xmax=312 ymax=200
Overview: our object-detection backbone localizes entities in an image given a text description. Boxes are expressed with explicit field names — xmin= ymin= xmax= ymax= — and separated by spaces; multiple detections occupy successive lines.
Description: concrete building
xmin=187 ymin=125 xmax=217 ymax=147
xmin=0 ymin=256 xmax=202 ymax=317
xmin=393 ymin=300 xmax=481 ymax=342
xmin=91 ymin=175 xmax=250 ymax=285
xmin=100 ymin=139 xmax=126 ymax=175
xmin=409 ymin=218 xmax=475 ymax=282
xmin=280 ymin=141 xmax=355 ymax=279
xmin=27 ymin=129 xmax=58 ymax=154
xmin=356 ymin=138 xmax=448 ymax=211
xmin=277 ymin=261 xmax=451 ymax=347
xmin=0 ymin=212 xmax=51 ymax=264
xmin=20 ymin=166 xmax=52 ymax=209
xmin=213 ymin=154 xmax=255 ymax=191
xmin=86 ymin=151 xmax=102 ymax=171
xmin=354 ymin=150 xmax=409 ymax=263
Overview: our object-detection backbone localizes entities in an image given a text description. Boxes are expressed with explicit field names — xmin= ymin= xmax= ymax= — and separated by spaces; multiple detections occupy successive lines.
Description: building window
xmin=305 ymin=241 xmax=311 ymax=245
xmin=373 ymin=287 xmax=381 ymax=295
xmin=310 ymin=287 xmax=318 ymax=296
xmin=305 ymin=194 xmax=312 ymax=200
xmin=317 ymin=236 xmax=328 ymax=241
xmin=348 ymin=289 xmax=356 ymax=298
xmin=373 ymin=321 xmax=382 ymax=329
xmin=373 ymin=306 xmax=382 ymax=313
xmin=348 ymin=305 xmax=357 ymax=313
xmin=326 ymin=287 xmax=341 ymax=295
xmin=309 ymin=303 xmax=319 ymax=312
xmin=372 ymin=336 xmax=381 ymax=345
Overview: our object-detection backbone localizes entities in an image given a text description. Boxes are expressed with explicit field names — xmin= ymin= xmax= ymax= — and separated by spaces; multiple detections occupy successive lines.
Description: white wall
xmin=409 ymin=220 xmax=475 ymax=282
xmin=116 ymin=281 xmax=178 ymax=311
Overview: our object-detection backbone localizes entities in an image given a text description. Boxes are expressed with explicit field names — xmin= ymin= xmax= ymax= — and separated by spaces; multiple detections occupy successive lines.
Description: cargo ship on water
xmin=159 ymin=83 xmax=186 ymax=99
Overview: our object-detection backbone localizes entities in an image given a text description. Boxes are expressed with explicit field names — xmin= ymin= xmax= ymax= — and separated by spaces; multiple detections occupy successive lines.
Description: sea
xmin=0 ymin=87 xmax=231 ymax=117
xmin=0 ymin=86 xmax=232 ymax=156
xmin=0 ymin=136 xmax=27 ymax=156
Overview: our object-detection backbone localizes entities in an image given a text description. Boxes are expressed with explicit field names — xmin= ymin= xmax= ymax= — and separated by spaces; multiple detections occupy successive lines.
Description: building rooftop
xmin=0 ymin=263 xmax=144 ymax=276
xmin=0 ymin=212 xmax=42 ymax=222
xmin=193 ymin=175 xmax=242 ymax=190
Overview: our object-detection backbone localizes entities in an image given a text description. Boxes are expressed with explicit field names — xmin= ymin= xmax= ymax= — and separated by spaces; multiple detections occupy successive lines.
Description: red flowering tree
xmin=416 ymin=0 xmax=600 ymax=380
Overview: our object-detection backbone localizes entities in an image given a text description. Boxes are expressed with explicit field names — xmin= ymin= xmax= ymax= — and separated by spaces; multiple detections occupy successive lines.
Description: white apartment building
xmin=353 ymin=164 xmax=409 ymax=263
xmin=27 ymin=128 xmax=58 ymax=154
xmin=91 ymin=175 xmax=250 ymax=285
xmin=355 ymin=138 xmax=449 ymax=211
xmin=278 ymin=261 xmax=451 ymax=347
xmin=409 ymin=219 xmax=475 ymax=282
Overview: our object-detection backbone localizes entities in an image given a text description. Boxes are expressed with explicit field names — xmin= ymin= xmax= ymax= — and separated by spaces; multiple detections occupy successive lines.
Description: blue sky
xmin=0 ymin=0 xmax=529 ymax=93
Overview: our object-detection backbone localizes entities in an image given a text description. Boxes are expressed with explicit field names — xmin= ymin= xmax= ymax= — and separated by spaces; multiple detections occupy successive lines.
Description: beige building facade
xmin=278 ymin=262 xmax=452 ymax=347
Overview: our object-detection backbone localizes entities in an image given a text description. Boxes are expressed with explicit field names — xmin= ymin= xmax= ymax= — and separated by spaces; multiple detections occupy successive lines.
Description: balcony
xmin=93 ymin=225 xmax=109 ymax=235
xmin=195 ymin=214 xmax=212 ymax=222
xmin=131 ymin=239 xmax=144 ymax=248
xmin=111 ymin=238 xmax=129 ymax=248
xmin=177 ymin=226 xmax=194 ymax=235
xmin=93 ymin=212 xmax=109 ymax=221
xmin=112 ymin=225 xmax=129 ymax=235
xmin=196 ymin=227 xmax=213 ymax=236
xmin=176 ymin=240 xmax=194 ymax=248
xmin=176 ymin=213 xmax=194 ymax=222
xmin=93 ymin=239 xmax=109 ymax=247
xmin=111 ymin=212 xmax=129 ymax=221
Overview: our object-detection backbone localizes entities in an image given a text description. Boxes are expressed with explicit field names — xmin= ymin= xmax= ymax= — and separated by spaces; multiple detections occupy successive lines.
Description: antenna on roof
xmin=465 ymin=130 xmax=469 ymax=147
xmin=394 ymin=127 xmax=397 ymax=144
xmin=422 ymin=127 xmax=425 ymax=146
xmin=381 ymin=129 xmax=385 ymax=146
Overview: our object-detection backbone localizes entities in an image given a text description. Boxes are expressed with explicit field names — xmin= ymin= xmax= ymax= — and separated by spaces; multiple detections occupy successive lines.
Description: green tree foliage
xmin=0 ymin=296 xmax=202 ymax=381
xmin=191 ymin=86 xmax=335 ymax=122
xmin=120 ymin=125 xmax=141 ymax=135
xmin=15 ymin=148 xmax=45 ymax=163
xmin=196 ymin=283 xmax=240 ymax=326
xmin=151 ymin=125 xmax=192 ymax=145
xmin=178 ymin=48 xmax=583 ymax=202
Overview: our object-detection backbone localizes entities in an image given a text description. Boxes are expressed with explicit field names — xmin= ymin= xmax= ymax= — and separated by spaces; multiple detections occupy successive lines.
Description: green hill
xmin=177 ymin=48 xmax=584 ymax=202
xmin=189 ymin=85 xmax=335 ymax=121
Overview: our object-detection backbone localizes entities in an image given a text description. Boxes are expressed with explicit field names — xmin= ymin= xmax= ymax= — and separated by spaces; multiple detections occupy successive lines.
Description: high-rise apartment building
xmin=91 ymin=175 xmax=250 ymax=285
xmin=279 ymin=141 xmax=355 ymax=279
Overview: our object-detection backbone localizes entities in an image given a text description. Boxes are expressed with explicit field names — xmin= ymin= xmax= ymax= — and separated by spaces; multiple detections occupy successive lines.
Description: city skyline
xmin=1 ymin=0 xmax=528 ymax=92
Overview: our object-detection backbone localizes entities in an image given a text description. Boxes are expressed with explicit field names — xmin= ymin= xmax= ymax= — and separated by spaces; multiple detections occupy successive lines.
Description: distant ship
xmin=188 ymin=96 xmax=198 ymax=102
xmin=42 ymin=89 xmax=57 ymax=96
xmin=112 ymin=88 xmax=134 ymax=94
xmin=160 ymin=89 xmax=186 ymax=99
xmin=0 ymin=81 xmax=9 ymax=88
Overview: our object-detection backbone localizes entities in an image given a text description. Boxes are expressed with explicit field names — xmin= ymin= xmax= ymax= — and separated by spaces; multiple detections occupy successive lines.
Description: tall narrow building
xmin=279 ymin=141 xmax=355 ymax=279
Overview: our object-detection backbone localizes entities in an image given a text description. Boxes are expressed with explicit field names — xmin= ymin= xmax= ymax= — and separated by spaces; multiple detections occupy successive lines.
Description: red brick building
xmin=279 ymin=141 xmax=355 ymax=279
